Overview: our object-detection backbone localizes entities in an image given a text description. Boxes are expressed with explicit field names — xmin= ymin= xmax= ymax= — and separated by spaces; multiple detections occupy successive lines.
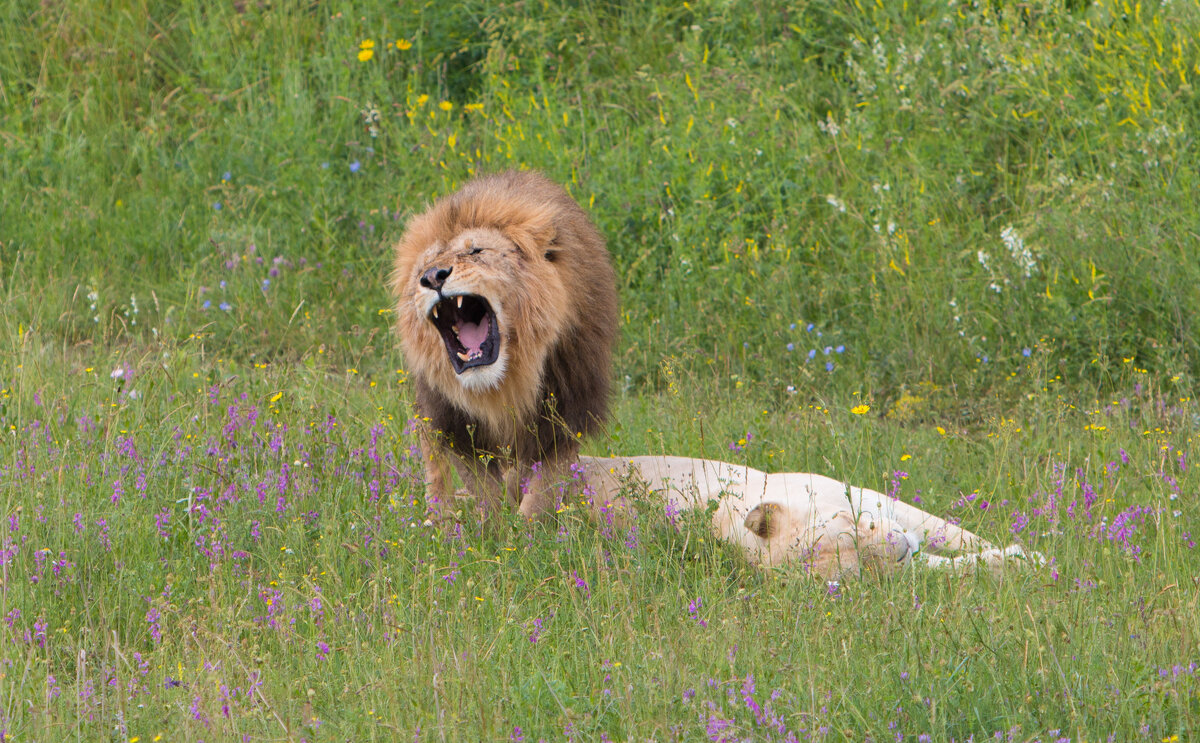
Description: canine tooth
xmin=457 ymin=351 xmax=470 ymax=362
xmin=432 ymin=306 xmax=439 ymax=319
xmin=456 ymin=296 xmax=463 ymax=309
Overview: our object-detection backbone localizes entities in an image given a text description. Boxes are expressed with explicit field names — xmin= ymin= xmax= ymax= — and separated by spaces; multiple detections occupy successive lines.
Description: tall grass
xmin=1 ymin=0 xmax=1198 ymax=740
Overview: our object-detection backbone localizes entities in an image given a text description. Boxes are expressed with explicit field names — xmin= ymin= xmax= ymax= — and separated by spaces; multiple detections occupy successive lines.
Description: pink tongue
xmin=458 ymin=315 xmax=490 ymax=354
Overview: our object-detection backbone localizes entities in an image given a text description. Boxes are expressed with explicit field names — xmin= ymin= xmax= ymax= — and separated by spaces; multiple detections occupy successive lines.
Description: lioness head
xmin=391 ymin=171 xmax=617 ymax=436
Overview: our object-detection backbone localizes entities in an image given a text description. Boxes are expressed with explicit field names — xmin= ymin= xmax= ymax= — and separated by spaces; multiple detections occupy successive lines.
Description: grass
xmin=1 ymin=0 xmax=1198 ymax=740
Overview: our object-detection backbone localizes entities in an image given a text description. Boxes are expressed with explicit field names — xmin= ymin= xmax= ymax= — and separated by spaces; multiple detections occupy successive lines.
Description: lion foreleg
xmin=916 ymin=544 xmax=1044 ymax=575
xmin=451 ymin=452 xmax=506 ymax=515
xmin=418 ymin=426 xmax=456 ymax=522
xmin=513 ymin=456 xmax=569 ymax=518
xmin=849 ymin=486 xmax=994 ymax=555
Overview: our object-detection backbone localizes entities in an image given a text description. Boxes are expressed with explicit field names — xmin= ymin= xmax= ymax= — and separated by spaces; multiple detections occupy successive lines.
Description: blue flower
xmin=320 ymin=162 xmax=330 ymax=169
xmin=1022 ymin=347 xmax=1032 ymax=357
xmin=835 ymin=345 xmax=845 ymax=353
xmin=201 ymin=300 xmax=211 ymax=310
xmin=261 ymin=279 xmax=271 ymax=291
xmin=219 ymin=302 xmax=232 ymax=312
xmin=807 ymin=349 xmax=817 ymax=360
xmin=825 ymin=361 xmax=835 ymax=372
xmin=349 ymin=161 xmax=361 ymax=173
xmin=789 ymin=323 xmax=796 ymax=330
xmin=823 ymin=346 xmax=832 ymax=355
xmin=213 ymin=202 xmax=222 ymax=210
xmin=806 ymin=323 xmax=815 ymax=332
xmin=222 ymin=171 xmax=232 ymax=181
xmin=786 ymin=343 xmax=795 ymax=352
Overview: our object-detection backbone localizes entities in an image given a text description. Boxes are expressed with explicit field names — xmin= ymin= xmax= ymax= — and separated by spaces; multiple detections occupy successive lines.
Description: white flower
xmin=1000 ymin=225 xmax=1038 ymax=278
xmin=110 ymin=368 xmax=125 ymax=379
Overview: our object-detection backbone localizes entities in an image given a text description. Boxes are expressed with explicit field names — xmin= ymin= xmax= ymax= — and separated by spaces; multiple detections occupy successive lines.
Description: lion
xmin=390 ymin=170 xmax=618 ymax=519
xmin=578 ymin=455 xmax=1042 ymax=580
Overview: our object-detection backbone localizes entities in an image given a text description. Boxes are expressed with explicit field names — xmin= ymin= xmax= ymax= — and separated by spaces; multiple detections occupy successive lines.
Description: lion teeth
xmin=456 ymin=296 xmax=463 ymax=309
xmin=432 ymin=306 xmax=439 ymax=319
xmin=457 ymin=351 xmax=470 ymax=362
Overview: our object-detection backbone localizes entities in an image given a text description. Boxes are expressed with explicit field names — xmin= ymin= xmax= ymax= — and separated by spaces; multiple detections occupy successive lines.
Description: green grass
xmin=1 ymin=0 xmax=1199 ymax=740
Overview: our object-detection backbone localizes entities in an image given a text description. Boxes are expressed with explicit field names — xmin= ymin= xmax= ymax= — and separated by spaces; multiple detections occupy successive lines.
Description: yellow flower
xmin=438 ymin=100 xmax=453 ymax=111
xmin=359 ymin=39 xmax=375 ymax=50
xmin=416 ymin=94 xmax=429 ymax=106
xmin=358 ymin=48 xmax=374 ymax=62
xmin=395 ymin=38 xmax=412 ymax=50
xmin=851 ymin=404 xmax=870 ymax=415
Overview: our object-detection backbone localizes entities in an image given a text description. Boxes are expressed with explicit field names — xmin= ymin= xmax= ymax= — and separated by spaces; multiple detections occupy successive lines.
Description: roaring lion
xmin=390 ymin=171 xmax=618 ymax=518
xmin=579 ymin=455 xmax=1042 ymax=580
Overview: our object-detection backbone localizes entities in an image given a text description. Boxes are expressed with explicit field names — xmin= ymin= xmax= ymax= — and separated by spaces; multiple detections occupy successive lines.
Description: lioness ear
xmin=544 ymin=248 xmax=560 ymax=262
xmin=743 ymin=502 xmax=784 ymax=539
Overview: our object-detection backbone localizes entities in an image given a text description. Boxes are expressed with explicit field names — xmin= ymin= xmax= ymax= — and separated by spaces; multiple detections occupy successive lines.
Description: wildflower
xmin=349 ymin=160 xmax=361 ymax=173
xmin=219 ymin=302 xmax=232 ymax=312
xmin=358 ymin=39 xmax=375 ymax=61
xmin=687 ymin=598 xmax=708 ymax=627
xmin=396 ymin=38 xmax=412 ymax=50
xmin=851 ymin=404 xmax=869 ymax=415
xmin=1022 ymin=347 xmax=1032 ymax=357
xmin=438 ymin=100 xmax=453 ymax=111
xmin=825 ymin=361 xmax=834 ymax=372
xmin=213 ymin=202 xmax=222 ymax=210
xmin=786 ymin=343 xmax=795 ymax=352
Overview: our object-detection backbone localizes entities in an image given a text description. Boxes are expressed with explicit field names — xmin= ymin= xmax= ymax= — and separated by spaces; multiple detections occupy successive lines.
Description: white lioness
xmin=578 ymin=455 xmax=1040 ymax=580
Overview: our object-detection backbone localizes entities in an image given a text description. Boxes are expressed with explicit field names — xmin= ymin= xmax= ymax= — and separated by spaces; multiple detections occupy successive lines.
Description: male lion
xmin=390 ymin=171 xmax=618 ymax=519
xmin=579 ymin=455 xmax=1042 ymax=580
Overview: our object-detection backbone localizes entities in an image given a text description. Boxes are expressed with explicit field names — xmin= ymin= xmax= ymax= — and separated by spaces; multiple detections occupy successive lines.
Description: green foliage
xmin=1 ymin=0 xmax=1199 ymax=739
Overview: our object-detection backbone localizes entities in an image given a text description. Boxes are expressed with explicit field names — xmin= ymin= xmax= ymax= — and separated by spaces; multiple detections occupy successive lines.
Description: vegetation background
xmin=0 ymin=0 xmax=1197 ymax=740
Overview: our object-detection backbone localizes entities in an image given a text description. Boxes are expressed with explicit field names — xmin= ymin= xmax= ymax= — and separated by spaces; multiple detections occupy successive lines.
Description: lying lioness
xmin=578 ymin=455 xmax=1040 ymax=580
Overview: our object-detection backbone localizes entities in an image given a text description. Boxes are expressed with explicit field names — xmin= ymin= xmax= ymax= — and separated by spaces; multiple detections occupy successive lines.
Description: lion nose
xmin=419 ymin=266 xmax=452 ymax=291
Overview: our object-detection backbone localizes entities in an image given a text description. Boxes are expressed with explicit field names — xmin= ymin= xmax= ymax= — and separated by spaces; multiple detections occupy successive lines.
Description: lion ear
xmin=743 ymin=502 xmax=784 ymax=539
xmin=501 ymin=205 xmax=558 ymax=253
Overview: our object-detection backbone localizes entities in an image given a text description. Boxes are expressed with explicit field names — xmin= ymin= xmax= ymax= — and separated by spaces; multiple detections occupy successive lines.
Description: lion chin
xmin=390 ymin=170 xmax=618 ymax=519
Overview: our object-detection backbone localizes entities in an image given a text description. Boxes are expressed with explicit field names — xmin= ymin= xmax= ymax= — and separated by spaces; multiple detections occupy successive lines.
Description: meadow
xmin=1 ymin=0 xmax=1198 ymax=740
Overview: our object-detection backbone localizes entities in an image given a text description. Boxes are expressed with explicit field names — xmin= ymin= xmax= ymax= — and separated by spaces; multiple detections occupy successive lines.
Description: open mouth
xmin=428 ymin=294 xmax=500 ymax=374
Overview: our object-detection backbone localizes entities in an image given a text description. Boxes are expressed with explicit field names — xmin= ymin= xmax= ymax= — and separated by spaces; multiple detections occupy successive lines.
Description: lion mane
xmin=390 ymin=170 xmax=618 ymax=516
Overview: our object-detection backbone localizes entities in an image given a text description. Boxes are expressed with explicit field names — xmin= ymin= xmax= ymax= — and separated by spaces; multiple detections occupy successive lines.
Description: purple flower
xmin=687 ymin=598 xmax=708 ymax=627
xmin=146 ymin=607 xmax=162 ymax=643
xmin=213 ymin=202 xmax=222 ymax=210
xmin=571 ymin=570 xmax=590 ymax=597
